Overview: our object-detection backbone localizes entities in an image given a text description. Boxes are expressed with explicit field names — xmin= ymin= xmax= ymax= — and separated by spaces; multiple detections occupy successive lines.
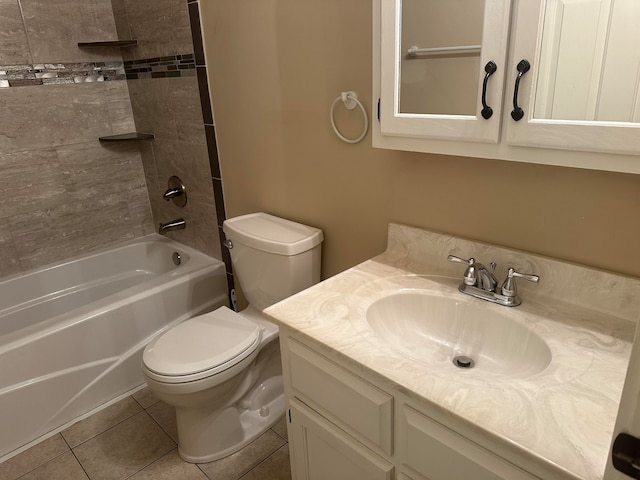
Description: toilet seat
xmin=142 ymin=306 xmax=262 ymax=384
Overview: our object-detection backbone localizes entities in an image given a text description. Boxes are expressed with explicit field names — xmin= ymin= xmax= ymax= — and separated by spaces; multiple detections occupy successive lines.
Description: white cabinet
xmin=379 ymin=0 xmax=511 ymax=143
xmin=504 ymin=0 xmax=640 ymax=155
xmin=288 ymin=400 xmax=394 ymax=480
xmin=373 ymin=0 xmax=640 ymax=173
xmin=280 ymin=331 xmax=543 ymax=480
xmin=399 ymin=405 xmax=538 ymax=480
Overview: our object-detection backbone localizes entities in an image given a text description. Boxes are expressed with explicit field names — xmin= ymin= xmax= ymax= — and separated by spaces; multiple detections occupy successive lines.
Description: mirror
xmin=399 ymin=0 xmax=485 ymax=115
xmin=534 ymin=0 xmax=640 ymax=122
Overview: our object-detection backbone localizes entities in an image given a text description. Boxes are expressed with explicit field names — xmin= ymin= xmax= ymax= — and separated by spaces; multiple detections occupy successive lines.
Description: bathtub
xmin=0 ymin=234 xmax=228 ymax=459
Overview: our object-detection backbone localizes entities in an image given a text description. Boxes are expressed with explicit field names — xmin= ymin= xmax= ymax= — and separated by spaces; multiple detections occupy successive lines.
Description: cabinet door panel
xmin=287 ymin=337 xmax=393 ymax=455
xmin=505 ymin=0 xmax=640 ymax=155
xmin=379 ymin=0 xmax=511 ymax=143
xmin=289 ymin=400 xmax=394 ymax=480
xmin=399 ymin=405 xmax=539 ymax=480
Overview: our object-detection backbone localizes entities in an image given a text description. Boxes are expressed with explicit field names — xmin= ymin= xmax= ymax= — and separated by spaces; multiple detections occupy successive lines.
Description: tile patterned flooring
xmin=0 ymin=387 xmax=291 ymax=480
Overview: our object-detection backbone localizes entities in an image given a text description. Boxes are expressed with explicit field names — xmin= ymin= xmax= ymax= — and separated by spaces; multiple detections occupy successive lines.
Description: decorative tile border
xmin=124 ymin=54 xmax=196 ymax=79
xmin=0 ymin=63 xmax=126 ymax=88
xmin=0 ymin=54 xmax=197 ymax=88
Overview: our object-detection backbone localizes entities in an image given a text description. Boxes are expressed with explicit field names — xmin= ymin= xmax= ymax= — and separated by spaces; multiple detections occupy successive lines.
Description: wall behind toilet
xmin=200 ymin=0 xmax=640 ymax=280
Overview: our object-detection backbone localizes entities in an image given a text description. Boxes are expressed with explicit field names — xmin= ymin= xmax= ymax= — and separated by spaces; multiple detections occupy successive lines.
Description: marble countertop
xmin=264 ymin=224 xmax=639 ymax=480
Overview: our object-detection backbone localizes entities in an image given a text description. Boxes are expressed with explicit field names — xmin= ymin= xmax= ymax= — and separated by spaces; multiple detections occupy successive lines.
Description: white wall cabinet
xmin=281 ymin=331 xmax=542 ymax=480
xmin=374 ymin=0 xmax=640 ymax=173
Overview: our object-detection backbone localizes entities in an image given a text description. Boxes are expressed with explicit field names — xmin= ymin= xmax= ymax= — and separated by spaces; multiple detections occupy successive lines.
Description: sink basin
xmin=366 ymin=292 xmax=552 ymax=378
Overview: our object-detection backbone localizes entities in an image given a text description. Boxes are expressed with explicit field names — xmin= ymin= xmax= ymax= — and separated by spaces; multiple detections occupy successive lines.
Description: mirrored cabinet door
xmin=379 ymin=0 xmax=512 ymax=143
xmin=505 ymin=0 xmax=640 ymax=155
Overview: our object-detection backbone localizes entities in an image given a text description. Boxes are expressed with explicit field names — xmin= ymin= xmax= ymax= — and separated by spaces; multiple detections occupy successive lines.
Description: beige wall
xmin=200 ymin=0 xmax=640 ymax=279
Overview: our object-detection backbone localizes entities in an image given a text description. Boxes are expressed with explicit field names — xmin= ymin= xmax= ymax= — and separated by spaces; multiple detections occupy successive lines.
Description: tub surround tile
xmin=195 ymin=66 xmax=213 ymax=125
xmin=264 ymin=223 xmax=640 ymax=480
xmin=104 ymin=80 xmax=136 ymax=133
xmin=128 ymin=78 xmax=177 ymax=141
xmin=110 ymin=0 xmax=132 ymax=42
xmin=56 ymin=141 xmax=147 ymax=201
xmin=0 ymin=434 xmax=69 ymax=480
xmin=0 ymin=219 xmax=21 ymax=279
xmin=0 ymin=149 xmax=66 ymax=216
xmin=0 ymin=141 xmax=152 ymax=277
xmin=121 ymin=0 xmax=192 ymax=61
xmin=9 ymin=194 xmax=136 ymax=271
xmin=197 ymin=431 xmax=286 ymax=480
xmin=72 ymin=411 xmax=176 ymax=480
xmin=169 ymin=76 xmax=206 ymax=144
xmin=18 ymin=452 xmax=88 ymax=480
xmin=61 ymin=397 xmax=143 ymax=448
xmin=124 ymin=55 xmax=196 ymax=80
xmin=19 ymin=0 xmax=121 ymax=64
xmin=129 ymin=450 xmax=207 ymax=480
xmin=0 ymin=0 xmax=32 ymax=65
xmin=187 ymin=2 xmax=205 ymax=67
xmin=128 ymin=187 xmax=156 ymax=238
xmin=204 ymin=125 xmax=221 ymax=178
xmin=0 ymin=83 xmax=113 ymax=154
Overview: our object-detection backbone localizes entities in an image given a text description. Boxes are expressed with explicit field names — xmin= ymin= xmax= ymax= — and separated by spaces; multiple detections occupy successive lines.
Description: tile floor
xmin=0 ymin=387 xmax=291 ymax=480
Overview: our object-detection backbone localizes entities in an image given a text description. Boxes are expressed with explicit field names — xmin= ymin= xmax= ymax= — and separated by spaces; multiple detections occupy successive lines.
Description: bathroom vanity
xmin=264 ymin=224 xmax=640 ymax=480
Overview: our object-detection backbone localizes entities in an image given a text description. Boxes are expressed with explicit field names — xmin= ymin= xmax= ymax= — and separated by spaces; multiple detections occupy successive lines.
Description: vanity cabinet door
xmin=504 ymin=0 xmax=640 ymax=155
xmin=286 ymin=337 xmax=393 ymax=456
xmin=399 ymin=405 xmax=540 ymax=480
xmin=288 ymin=400 xmax=395 ymax=480
xmin=379 ymin=0 xmax=512 ymax=143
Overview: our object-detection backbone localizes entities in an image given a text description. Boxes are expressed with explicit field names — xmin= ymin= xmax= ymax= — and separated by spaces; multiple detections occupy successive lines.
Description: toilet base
xmin=176 ymin=383 xmax=285 ymax=463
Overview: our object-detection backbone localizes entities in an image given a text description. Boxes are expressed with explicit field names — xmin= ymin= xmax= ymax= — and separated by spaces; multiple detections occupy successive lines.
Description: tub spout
xmin=159 ymin=218 xmax=186 ymax=234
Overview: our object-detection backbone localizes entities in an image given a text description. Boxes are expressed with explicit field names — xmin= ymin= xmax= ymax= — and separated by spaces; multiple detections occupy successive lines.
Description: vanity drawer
xmin=399 ymin=405 xmax=540 ymax=480
xmin=286 ymin=337 xmax=393 ymax=455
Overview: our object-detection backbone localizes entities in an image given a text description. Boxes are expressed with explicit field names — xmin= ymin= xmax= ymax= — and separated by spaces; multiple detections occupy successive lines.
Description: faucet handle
xmin=447 ymin=255 xmax=477 ymax=286
xmin=501 ymin=267 xmax=540 ymax=297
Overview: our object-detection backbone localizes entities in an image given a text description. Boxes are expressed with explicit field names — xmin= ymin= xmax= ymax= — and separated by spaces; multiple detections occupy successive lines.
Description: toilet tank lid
xmin=223 ymin=212 xmax=323 ymax=256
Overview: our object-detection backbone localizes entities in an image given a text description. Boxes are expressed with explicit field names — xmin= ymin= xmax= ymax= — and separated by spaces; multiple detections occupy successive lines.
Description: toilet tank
xmin=223 ymin=213 xmax=323 ymax=311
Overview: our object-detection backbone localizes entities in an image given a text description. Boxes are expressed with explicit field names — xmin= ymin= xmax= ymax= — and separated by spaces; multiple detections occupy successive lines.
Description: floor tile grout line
xmin=122 ymin=447 xmax=180 ymax=480
xmin=9 ymin=434 xmax=71 ymax=480
xmin=236 ymin=442 xmax=289 ymax=480
xmin=68 ymin=446 xmax=92 ymax=480
xmin=143 ymin=405 xmax=179 ymax=444
xmin=63 ymin=397 xmax=145 ymax=450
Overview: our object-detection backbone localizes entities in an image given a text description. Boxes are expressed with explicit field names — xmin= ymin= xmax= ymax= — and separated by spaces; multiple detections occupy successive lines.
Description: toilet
xmin=141 ymin=213 xmax=323 ymax=463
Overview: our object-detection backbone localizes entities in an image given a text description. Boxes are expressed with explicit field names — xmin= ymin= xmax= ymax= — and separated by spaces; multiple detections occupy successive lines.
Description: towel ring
xmin=330 ymin=91 xmax=368 ymax=144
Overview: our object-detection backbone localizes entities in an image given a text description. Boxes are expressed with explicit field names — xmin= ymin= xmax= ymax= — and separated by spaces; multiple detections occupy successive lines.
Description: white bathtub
xmin=0 ymin=234 xmax=228 ymax=459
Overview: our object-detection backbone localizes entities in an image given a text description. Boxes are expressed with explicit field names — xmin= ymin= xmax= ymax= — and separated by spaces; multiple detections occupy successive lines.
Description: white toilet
xmin=141 ymin=213 xmax=323 ymax=463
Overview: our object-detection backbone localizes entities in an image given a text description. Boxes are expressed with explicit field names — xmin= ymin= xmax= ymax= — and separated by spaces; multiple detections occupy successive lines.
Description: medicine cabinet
xmin=373 ymin=0 xmax=640 ymax=174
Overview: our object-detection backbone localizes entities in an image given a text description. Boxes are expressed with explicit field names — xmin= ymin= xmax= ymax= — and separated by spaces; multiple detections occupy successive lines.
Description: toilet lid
xmin=143 ymin=306 xmax=261 ymax=377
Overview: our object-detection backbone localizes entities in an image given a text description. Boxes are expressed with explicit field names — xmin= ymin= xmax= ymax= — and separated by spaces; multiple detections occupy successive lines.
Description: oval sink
xmin=366 ymin=292 xmax=551 ymax=378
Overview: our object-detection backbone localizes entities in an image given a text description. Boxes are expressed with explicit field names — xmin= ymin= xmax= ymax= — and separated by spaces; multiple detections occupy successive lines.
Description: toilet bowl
xmin=141 ymin=213 xmax=323 ymax=463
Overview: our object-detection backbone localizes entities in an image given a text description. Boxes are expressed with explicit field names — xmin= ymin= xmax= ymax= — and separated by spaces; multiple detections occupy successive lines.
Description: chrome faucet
xmin=448 ymin=254 xmax=539 ymax=307
xmin=159 ymin=218 xmax=186 ymax=234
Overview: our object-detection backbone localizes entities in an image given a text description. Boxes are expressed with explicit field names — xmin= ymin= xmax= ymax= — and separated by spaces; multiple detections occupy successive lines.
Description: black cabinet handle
xmin=511 ymin=59 xmax=530 ymax=121
xmin=480 ymin=61 xmax=497 ymax=119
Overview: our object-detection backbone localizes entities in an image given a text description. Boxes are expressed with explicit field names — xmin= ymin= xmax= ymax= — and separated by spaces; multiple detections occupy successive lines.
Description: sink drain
xmin=452 ymin=355 xmax=475 ymax=369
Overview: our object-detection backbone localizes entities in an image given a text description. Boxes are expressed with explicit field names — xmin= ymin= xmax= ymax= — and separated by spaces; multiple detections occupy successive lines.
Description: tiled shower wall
xmin=0 ymin=0 xmax=154 ymax=279
xmin=114 ymin=0 xmax=225 ymax=263
xmin=0 ymin=0 xmax=229 ymax=288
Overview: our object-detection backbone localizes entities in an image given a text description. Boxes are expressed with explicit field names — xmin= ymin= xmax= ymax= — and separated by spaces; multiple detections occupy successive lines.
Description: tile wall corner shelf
xmin=78 ymin=40 xmax=138 ymax=48
xmin=98 ymin=132 xmax=155 ymax=142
